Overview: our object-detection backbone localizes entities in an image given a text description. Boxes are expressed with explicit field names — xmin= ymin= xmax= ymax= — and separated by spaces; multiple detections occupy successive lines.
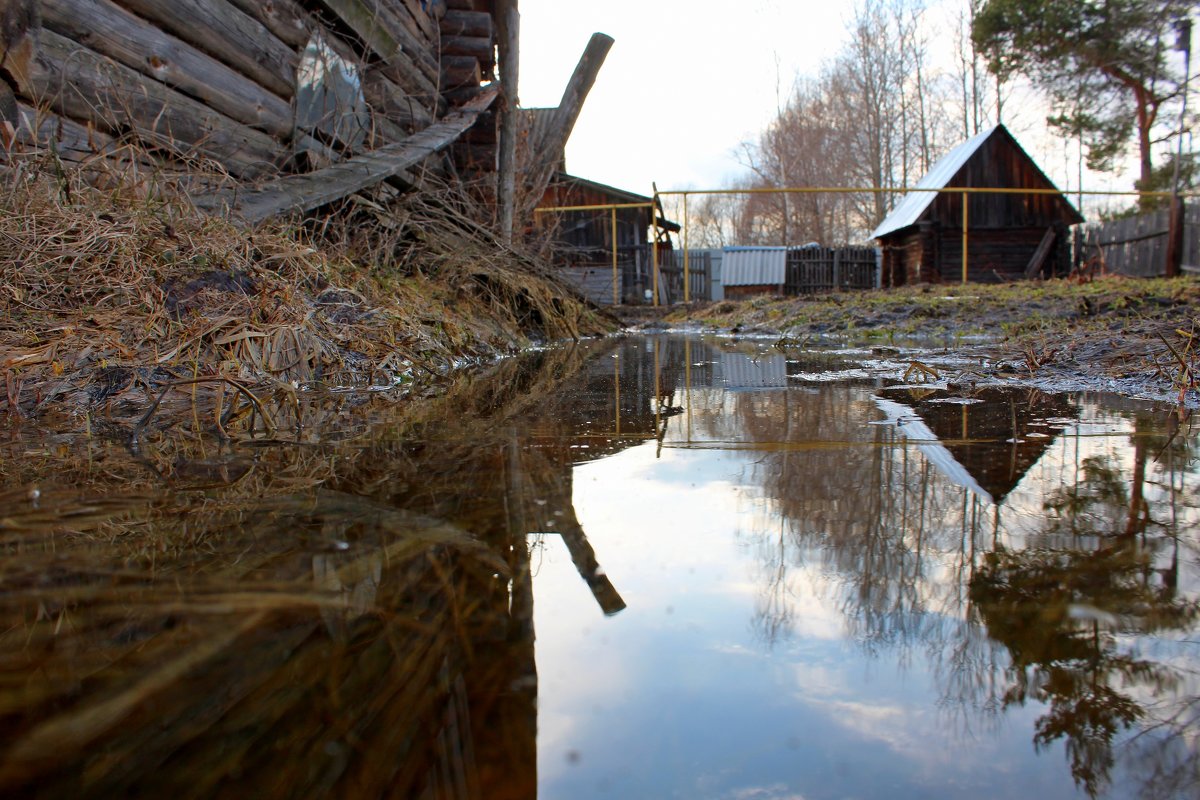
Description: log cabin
xmin=0 ymin=0 xmax=597 ymax=230
xmin=535 ymin=170 xmax=679 ymax=305
xmin=872 ymin=124 xmax=1084 ymax=285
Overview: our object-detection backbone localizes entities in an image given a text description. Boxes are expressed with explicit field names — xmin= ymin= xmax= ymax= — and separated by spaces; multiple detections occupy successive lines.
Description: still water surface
xmin=0 ymin=335 xmax=1197 ymax=799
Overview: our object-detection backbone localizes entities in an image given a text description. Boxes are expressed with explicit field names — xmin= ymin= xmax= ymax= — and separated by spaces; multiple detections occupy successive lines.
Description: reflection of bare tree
xmin=971 ymin=536 xmax=1199 ymax=797
xmin=969 ymin=425 xmax=1200 ymax=798
xmin=672 ymin=344 xmax=1200 ymax=797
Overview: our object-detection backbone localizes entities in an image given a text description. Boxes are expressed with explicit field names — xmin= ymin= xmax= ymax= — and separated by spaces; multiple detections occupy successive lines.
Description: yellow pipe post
xmin=685 ymin=337 xmax=692 ymax=442
xmin=686 ymin=193 xmax=696 ymax=303
xmin=961 ymin=189 xmax=969 ymax=285
xmin=611 ymin=206 xmax=618 ymax=306
xmin=653 ymin=339 xmax=661 ymax=438
xmin=651 ymin=186 xmax=660 ymax=307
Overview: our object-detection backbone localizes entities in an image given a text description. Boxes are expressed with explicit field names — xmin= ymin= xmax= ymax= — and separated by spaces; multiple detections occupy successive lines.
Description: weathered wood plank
xmin=200 ymin=86 xmax=498 ymax=222
xmin=223 ymin=0 xmax=310 ymax=48
xmin=112 ymin=0 xmax=298 ymax=100
xmin=518 ymin=33 xmax=613 ymax=224
xmin=1023 ymin=227 xmax=1057 ymax=278
xmin=440 ymin=55 xmax=480 ymax=91
xmin=362 ymin=72 xmax=431 ymax=133
xmin=398 ymin=0 xmax=438 ymax=42
xmin=496 ymin=0 xmax=518 ymax=241
xmin=12 ymin=102 xmax=116 ymax=162
xmin=17 ymin=29 xmax=281 ymax=178
xmin=43 ymin=0 xmax=295 ymax=140
xmin=441 ymin=34 xmax=493 ymax=64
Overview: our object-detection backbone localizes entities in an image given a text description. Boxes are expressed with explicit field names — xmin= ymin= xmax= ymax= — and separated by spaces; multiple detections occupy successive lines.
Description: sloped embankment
xmin=0 ymin=159 xmax=615 ymax=427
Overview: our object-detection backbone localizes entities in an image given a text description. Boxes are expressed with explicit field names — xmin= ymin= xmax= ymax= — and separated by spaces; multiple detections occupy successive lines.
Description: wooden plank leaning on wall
xmin=198 ymin=85 xmax=499 ymax=223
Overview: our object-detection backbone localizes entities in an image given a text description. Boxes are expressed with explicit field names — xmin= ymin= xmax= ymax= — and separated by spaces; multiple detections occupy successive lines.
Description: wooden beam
xmin=440 ymin=9 xmax=492 ymax=38
xmin=18 ymin=29 xmax=281 ymax=178
xmin=42 ymin=0 xmax=295 ymax=140
xmin=111 ymin=0 xmax=297 ymax=100
xmin=558 ymin=520 xmax=626 ymax=617
xmin=440 ymin=55 xmax=480 ymax=91
xmin=222 ymin=0 xmax=310 ymax=48
xmin=496 ymin=0 xmax=518 ymax=242
xmin=13 ymin=102 xmax=116 ymax=162
xmin=441 ymin=34 xmax=494 ymax=66
xmin=1023 ymin=226 xmax=1057 ymax=278
xmin=199 ymin=86 xmax=498 ymax=223
xmin=517 ymin=32 xmax=614 ymax=225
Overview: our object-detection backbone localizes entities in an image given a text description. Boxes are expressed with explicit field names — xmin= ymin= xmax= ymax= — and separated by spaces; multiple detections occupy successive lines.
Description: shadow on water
xmin=0 ymin=335 xmax=1198 ymax=798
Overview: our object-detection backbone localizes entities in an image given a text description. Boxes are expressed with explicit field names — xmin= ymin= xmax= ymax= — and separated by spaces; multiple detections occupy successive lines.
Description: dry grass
xmin=0 ymin=149 xmax=615 ymax=428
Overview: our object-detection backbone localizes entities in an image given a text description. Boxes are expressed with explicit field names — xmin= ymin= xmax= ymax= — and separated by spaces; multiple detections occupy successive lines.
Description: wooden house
xmin=535 ymin=171 xmax=679 ymax=304
xmin=872 ymin=125 xmax=1084 ymax=285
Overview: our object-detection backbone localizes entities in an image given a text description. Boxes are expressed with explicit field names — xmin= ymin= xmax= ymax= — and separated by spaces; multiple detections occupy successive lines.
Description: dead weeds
xmin=0 ymin=150 xmax=614 ymax=428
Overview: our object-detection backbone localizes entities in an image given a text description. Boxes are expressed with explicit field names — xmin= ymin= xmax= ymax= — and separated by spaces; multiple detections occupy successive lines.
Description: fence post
xmin=1166 ymin=197 xmax=1184 ymax=277
xmin=833 ymin=250 xmax=841 ymax=291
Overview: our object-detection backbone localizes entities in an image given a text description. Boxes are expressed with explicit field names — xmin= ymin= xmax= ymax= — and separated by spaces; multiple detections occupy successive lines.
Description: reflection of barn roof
xmin=871 ymin=124 xmax=1083 ymax=239
xmin=876 ymin=387 xmax=1079 ymax=503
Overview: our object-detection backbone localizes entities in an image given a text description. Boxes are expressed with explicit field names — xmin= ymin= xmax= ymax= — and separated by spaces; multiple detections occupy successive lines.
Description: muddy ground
xmin=618 ymin=276 xmax=1200 ymax=407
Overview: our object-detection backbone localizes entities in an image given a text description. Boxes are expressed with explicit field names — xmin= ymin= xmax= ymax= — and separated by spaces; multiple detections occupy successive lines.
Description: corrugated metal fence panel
xmin=722 ymin=247 xmax=788 ymax=287
xmin=716 ymin=352 xmax=789 ymax=389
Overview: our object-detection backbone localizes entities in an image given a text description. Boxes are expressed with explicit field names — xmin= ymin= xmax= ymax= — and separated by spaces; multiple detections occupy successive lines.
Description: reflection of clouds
xmin=725 ymin=784 xmax=808 ymax=800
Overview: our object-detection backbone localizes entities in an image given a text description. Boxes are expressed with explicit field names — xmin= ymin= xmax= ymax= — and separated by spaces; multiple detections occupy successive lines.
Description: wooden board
xmin=199 ymin=86 xmax=498 ymax=222
xmin=1023 ymin=227 xmax=1057 ymax=278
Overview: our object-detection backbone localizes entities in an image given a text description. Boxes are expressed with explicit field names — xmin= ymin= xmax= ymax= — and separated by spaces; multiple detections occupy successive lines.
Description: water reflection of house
xmin=876 ymin=386 xmax=1079 ymax=504
xmin=535 ymin=171 xmax=680 ymax=305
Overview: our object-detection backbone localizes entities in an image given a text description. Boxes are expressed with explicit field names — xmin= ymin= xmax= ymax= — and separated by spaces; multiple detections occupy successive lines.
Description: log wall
xmin=2 ymin=0 xmax=498 ymax=194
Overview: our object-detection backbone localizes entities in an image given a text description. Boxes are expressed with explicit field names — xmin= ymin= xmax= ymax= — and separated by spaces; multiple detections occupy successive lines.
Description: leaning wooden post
xmin=516 ymin=32 xmax=614 ymax=226
xmin=496 ymin=0 xmax=520 ymax=243
xmin=651 ymin=185 xmax=660 ymax=306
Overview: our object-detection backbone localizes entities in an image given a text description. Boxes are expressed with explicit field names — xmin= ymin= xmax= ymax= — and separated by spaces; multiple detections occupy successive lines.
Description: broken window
xmin=295 ymin=34 xmax=368 ymax=150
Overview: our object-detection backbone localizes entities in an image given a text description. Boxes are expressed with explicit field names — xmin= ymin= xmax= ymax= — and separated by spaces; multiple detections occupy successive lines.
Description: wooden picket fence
xmin=1080 ymin=203 xmax=1199 ymax=277
xmin=785 ymin=246 xmax=878 ymax=294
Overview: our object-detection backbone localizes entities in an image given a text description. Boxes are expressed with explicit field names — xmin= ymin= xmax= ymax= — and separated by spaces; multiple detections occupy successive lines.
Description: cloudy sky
xmin=514 ymin=0 xmax=1138 ymax=207
xmin=517 ymin=0 xmax=850 ymax=193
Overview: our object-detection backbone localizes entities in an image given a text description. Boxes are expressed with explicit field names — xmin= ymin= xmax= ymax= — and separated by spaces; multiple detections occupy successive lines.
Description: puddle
xmin=0 ymin=336 xmax=1196 ymax=799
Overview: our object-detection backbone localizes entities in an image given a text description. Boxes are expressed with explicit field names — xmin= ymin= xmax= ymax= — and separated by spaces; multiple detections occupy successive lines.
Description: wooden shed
xmin=0 ymin=0 xmax=507 ymax=221
xmin=536 ymin=171 xmax=678 ymax=304
xmin=872 ymin=125 xmax=1084 ymax=285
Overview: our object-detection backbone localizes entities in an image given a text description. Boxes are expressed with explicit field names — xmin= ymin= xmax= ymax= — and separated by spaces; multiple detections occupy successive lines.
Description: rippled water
xmin=0 ymin=335 xmax=1196 ymax=799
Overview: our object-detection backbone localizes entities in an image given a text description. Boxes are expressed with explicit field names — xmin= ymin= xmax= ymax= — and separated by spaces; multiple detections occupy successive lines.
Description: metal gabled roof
xmin=870 ymin=125 xmax=999 ymax=240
